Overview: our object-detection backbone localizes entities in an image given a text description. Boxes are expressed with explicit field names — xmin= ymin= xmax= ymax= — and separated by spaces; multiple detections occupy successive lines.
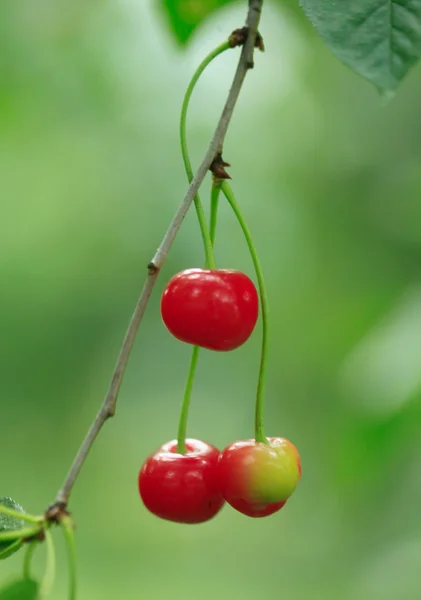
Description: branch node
xmin=44 ymin=502 xmax=70 ymax=524
xmin=255 ymin=32 xmax=265 ymax=52
xmin=24 ymin=529 xmax=46 ymax=543
xmin=229 ymin=27 xmax=264 ymax=52
xmin=147 ymin=261 xmax=158 ymax=275
xmin=229 ymin=26 xmax=247 ymax=48
xmin=210 ymin=154 xmax=232 ymax=180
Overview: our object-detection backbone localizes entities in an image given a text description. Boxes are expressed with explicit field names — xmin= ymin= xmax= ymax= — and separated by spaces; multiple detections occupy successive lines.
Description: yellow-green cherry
xmin=217 ymin=437 xmax=301 ymax=517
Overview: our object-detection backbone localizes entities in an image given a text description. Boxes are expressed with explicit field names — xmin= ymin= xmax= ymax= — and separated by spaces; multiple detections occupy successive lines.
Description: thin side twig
xmin=51 ymin=0 xmax=263 ymax=509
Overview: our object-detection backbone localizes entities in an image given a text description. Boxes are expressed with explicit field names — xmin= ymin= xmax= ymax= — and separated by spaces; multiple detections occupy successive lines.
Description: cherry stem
xmin=176 ymin=345 xmax=200 ymax=454
xmin=220 ymin=181 xmax=269 ymax=444
xmin=40 ymin=528 xmax=56 ymax=598
xmin=176 ymin=46 xmax=229 ymax=454
xmin=176 ymin=187 xmax=221 ymax=455
xmin=179 ymin=41 xmax=230 ymax=270
xmin=210 ymin=180 xmax=222 ymax=245
xmin=61 ymin=516 xmax=77 ymax=600
xmin=23 ymin=541 xmax=37 ymax=579
xmin=0 ymin=525 xmax=42 ymax=541
xmin=0 ymin=505 xmax=41 ymax=525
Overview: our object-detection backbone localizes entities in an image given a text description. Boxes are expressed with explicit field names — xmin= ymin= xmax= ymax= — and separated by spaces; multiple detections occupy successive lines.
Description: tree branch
xmin=50 ymin=0 xmax=263 ymax=510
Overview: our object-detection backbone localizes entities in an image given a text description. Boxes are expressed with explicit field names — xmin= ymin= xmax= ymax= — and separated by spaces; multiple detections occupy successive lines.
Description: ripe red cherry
xmin=138 ymin=439 xmax=225 ymax=524
xmin=161 ymin=269 xmax=259 ymax=351
xmin=218 ymin=437 xmax=301 ymax=518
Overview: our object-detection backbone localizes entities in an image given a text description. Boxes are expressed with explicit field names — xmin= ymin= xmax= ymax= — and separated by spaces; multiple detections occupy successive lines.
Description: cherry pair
xmin=139 ymin=40 xmax=302 ymax=526
xmin=138 ymin=436 xmax=301 ymax=523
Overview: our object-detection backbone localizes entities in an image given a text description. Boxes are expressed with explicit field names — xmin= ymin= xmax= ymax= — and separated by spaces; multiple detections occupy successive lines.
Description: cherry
xmin=161 ymin=268 xmax=259 ymax=351
xmin=138 ymin=439 xmax=225 ymax=524
xmin=218 ymin=437 xmax=301 ymax=518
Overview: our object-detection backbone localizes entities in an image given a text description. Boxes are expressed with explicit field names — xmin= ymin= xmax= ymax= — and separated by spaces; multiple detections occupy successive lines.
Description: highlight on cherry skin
xmin=138 ymin=439 xmax=225 ymax=524
xmin=218 ymin=437 xmax=302 ymax=518
xmin=160 ymin=268 xmax=259 ymax=351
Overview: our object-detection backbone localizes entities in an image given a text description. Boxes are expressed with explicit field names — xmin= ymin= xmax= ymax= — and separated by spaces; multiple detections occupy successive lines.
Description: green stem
xmin=40 ymin=528 xmax=56 ymax=598
xmin=176 ymin=345 xmax=200 ymax=454
xmin=0 ymin=505 xmax=41 ymax=525
xmin=180 ymin=41 xmax=230 ymax=270
xmin=23 ymin=541 xmax=37 ymax=579
xmin=195 ymin=195 xmax=216 ymax=269
xmin=175 ymin=183 xmax=222 ymax=455
xmin=175 ymin=184 xmax=222 ymax=455
xmin=175 ymin=43 xmax=230 ymax=454
xmin=61 ymin=516 xmax=77 ymax=600
xmin=0 ymin=525 xmax=41 ymax=541
xmin=210 ymin=180 xmax=222 ymax=247
xmin=220 ymin=181 xmax=269 ymax=444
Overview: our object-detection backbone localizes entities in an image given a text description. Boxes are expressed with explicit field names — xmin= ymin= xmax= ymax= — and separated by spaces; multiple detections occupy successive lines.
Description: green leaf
xmin=160 ymin=0 xmax=234 ymax=44
xmin=0 ymin=539 xmax=23 ymax=560
xmin=0 ymin=497 xmax=24 ymax=558
xmin=299 ymin=1 xmax=421 ymax=92
xmin=0 ymin=579 xmax=38 ymax=600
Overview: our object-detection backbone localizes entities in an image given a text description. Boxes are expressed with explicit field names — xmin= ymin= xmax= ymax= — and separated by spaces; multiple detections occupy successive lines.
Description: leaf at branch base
xmin=0 ymin=540 xmax=23 ymax=560
xmin=299 ymin=0 xmax=421 ymax=92
xmin=0 ymin=497 xmax=25 ymax=558
xmin=0 ymin=578 xmax=38 ymax=600
xmin=160 ymin=0 xmax=234 ymax=44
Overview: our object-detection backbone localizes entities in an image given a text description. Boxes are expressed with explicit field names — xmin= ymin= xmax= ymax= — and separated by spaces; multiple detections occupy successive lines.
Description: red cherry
xmin=161 ymin=269 xmax=259 ymax=351
xmin=218 ymin=437 xmax=301 ymax=518
xmin=138 ymin=439 xmax=225 ymax=524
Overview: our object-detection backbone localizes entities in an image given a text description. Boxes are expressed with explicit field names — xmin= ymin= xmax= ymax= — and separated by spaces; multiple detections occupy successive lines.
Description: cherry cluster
xmin=138 ymin=270 xmax=301 ymax=523
xmin=137 ymin=36 xmax=301 ymax=524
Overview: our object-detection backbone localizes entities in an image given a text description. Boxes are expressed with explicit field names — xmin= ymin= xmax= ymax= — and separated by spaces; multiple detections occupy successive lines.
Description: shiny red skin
xmin=218 ymin=438 xmax=302 ymax=518
xmin=161 ymin=269 xmax=259 ymax=351
xmin=138 ymin=439 xmax=225 ymax=524
xmin=225 ymin=496 xmax=287 ymax=518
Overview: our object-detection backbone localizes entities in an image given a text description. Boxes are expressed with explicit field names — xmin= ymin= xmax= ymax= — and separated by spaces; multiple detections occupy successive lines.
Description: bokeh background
xmin=2 ymin=1 xmax=421 ymax=598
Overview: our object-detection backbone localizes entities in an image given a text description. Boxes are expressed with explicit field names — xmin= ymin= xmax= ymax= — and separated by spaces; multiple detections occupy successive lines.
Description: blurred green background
xmin=2 ymin=1 xmax=421 ymax=598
